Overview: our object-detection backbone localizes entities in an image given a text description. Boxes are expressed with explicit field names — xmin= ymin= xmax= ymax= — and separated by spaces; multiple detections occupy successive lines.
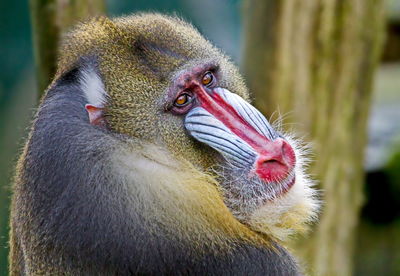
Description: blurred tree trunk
xmin=30 ymin=0 xmax=105 ymax=97
xmin=0 ymin=1 xmax=105 ymax=274
xmin=242 ymin=1 xmax=385 ymax=276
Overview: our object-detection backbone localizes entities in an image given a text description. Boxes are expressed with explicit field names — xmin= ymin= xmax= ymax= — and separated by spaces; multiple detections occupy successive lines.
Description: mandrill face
xmin=161 ymin=61 xmax=307 ymax=231
xmin=60 ymin=13 xmax=317 ymax=239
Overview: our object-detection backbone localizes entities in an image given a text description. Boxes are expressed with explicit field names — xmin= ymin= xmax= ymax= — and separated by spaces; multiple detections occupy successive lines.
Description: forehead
xmin=114 ymin=14 xmax=214 ymax=55
xmin=55 ymin=14 xmax=248 ymax=101
xmin=56 ymin=15 xmax=213 ymax=76
xmin=113 ymin=15 xmax=222 ymax=79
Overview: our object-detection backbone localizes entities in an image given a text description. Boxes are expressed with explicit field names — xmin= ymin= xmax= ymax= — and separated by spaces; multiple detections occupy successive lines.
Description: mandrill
xmin=10 ymin=13 xmax=319 ymax=275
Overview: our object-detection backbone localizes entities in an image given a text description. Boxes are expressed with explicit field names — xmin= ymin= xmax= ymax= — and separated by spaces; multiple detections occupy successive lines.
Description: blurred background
xmin=0 ymin=0 xmax=399 ymax=275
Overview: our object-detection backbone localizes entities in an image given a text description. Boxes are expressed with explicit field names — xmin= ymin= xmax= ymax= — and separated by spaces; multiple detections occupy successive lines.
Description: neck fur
xmin=110 ymin=140 xmax=270 ymax=252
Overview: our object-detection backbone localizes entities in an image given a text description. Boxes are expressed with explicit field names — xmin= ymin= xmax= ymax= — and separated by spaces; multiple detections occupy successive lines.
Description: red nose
xmin=255 ymin=139 xmax=296 ymax=182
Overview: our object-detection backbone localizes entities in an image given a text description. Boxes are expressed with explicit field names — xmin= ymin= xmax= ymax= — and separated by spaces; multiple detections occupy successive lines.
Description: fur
xmin=10 ymin=66 xmax=301 ymax=275
xmin=10 ymin=13 xmax=319 ymax=275
xmin=79 ymin=64 xmax=107 ymax=107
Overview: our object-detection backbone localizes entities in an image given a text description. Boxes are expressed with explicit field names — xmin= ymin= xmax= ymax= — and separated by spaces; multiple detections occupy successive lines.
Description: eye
xmin=174 ymin=93 xmax=192 ymax=107
xmin=202 ymin=71 xmax=214 ymax=86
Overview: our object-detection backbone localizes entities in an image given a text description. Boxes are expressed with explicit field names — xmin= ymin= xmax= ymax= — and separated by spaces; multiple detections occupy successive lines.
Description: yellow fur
xmin=50 ymin=12 xmax=317 ymax=247
xmin=10 ymin=13 xmax=320 ymax=275
xmin=111 ymin=140 xmax=271 ymax=250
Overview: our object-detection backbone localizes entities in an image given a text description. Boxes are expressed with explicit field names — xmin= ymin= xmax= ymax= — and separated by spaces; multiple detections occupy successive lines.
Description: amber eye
xmin=174 ymin=93 xmax=192 ymax=107
xmin=202 ymin=71 xmax=214 ymax=86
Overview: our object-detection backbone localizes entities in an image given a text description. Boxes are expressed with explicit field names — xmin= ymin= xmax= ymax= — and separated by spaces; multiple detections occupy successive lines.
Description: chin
xmin=214 ymin=135 xmax=320 ymax=241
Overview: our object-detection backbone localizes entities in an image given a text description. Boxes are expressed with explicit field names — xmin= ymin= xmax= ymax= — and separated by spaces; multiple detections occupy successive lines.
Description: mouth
xmin=211 ymin=163 xmax=297 ymax=219
xmin=262 ymin=169 xmax=296 ymax=199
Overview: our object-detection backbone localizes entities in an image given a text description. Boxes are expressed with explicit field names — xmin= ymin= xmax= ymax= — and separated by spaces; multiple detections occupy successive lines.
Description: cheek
xmin=107 ymin=106 xmax=158 ymax=140
xmin=158 ymin=115 xmax=218 ymax=169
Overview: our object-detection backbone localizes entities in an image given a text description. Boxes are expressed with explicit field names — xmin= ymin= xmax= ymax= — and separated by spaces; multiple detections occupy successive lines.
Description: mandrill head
xmin=56 ymin=13 xmax=318 ymax=243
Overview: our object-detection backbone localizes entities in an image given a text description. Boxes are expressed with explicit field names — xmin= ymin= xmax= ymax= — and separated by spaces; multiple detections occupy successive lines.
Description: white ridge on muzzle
xmin=185 ymin=106 xmax=257 ymax=167
xmin=215 ymin=88 xmax=276 ymax=140
xmin=184 ymin=88 xmax=277 ymax=168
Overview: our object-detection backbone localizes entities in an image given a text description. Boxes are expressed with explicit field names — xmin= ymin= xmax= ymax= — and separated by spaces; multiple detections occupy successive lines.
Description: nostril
xmin=260 ymin=158 xmax=283 ymax=171
xmin=256 ymin=157 xmax=288 ymax=182
xmin=263 ymin=159 xmax=280 ymax=164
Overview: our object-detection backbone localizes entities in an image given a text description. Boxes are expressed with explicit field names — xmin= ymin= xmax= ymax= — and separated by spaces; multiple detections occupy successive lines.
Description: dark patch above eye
xmin=208 ymin=64 xmax=220 ymax=73
xmin=133 ymin=38 xmax=190 ymax=80
xmin=134 ymin=39 xmax=187 ymax=60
